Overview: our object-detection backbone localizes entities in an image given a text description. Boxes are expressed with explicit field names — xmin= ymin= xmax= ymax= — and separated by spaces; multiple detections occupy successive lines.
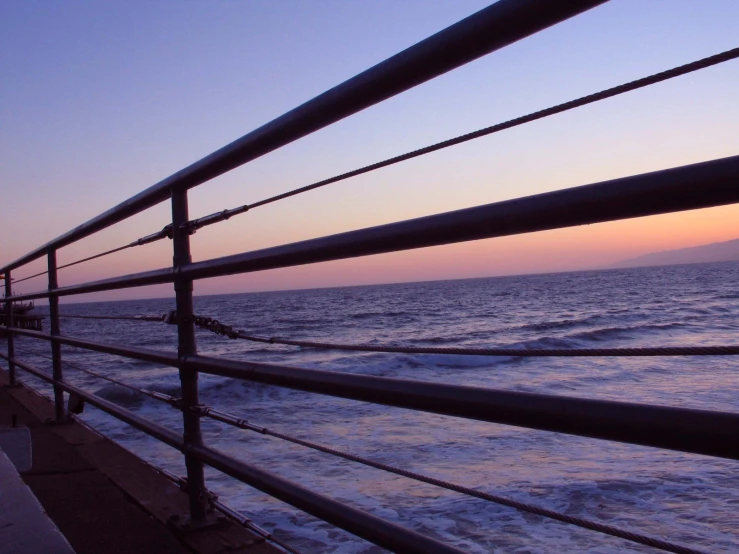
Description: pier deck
xmin=0 ymin=447 xmax=75 ymax=554
xmin=0 ymin=370 xmax=279 ymax=554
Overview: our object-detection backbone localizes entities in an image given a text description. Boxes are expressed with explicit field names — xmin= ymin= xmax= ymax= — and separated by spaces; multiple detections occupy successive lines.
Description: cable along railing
xmin=1 ymin=0 xmax=737 ymax=552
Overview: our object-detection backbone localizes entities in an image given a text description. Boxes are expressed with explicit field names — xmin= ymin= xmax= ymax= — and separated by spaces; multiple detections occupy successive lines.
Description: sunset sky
xmin=2 ymin=0 xmax=738 ymax=302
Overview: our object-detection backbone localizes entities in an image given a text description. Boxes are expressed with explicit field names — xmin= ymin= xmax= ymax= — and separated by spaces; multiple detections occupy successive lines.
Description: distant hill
xmin=612 ymin=238 xmax=739 ymax=269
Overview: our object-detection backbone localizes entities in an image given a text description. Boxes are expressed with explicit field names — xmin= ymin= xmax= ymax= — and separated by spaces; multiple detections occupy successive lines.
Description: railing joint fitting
xmin=179 ymin=221 xmax=199 ymax=235
xmin=179 ymin=353 xmax=192 ymax=369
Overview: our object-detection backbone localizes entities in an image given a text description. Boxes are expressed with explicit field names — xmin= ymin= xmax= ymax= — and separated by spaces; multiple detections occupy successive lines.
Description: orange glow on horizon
xmin=14 ymin=202 xmax=737 ymax=304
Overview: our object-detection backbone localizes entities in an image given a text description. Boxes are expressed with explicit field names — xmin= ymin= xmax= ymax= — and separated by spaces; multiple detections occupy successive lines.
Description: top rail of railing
xmin=0 ymin=0 xmax=607 ymax=275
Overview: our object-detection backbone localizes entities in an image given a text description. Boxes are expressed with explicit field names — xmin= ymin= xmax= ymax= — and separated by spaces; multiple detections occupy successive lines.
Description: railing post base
xmin=167 ymin=513 xmax=229 ymax=534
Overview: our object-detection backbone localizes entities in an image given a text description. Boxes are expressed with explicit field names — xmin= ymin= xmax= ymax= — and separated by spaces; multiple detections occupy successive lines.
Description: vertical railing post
xmin=48 ymin=249 xmax=65 ymax=421
xmin=171 ymin=189 xmax=208 ymax=523
xmin=4 ymin=271 xmax=17 ymax=386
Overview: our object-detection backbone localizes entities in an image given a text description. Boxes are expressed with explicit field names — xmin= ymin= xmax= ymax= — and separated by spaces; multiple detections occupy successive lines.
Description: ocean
xmin=13 ymin=261 xmax=739 ymax=553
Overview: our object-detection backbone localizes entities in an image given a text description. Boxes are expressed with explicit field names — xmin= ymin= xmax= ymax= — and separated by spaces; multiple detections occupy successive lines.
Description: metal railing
xmin=1 ymin=1 xmax=737 ymax=552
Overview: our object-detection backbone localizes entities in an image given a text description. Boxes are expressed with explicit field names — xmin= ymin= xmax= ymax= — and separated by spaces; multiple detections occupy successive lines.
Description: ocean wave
xmin=508 ymin=314 xmax=608 ymax=332
xmin=93 ymin=384 xmax=148 ymax=407
xmin=413 ymin=336 xmax=470 ymax=345
xmin=565 ymin=322 xmax=686 ymax=343
xmin=405 ymin=352 xmax=512 ymax=368
xmin=349 ymin=310 xmax=415 ymax=320
xmin=713 ymin=293 xmax=739 ymax=300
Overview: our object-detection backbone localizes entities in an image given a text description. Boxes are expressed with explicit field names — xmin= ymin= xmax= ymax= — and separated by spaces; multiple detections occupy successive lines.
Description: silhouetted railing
xmin=1 ymin=1 xmax=736 ymax=552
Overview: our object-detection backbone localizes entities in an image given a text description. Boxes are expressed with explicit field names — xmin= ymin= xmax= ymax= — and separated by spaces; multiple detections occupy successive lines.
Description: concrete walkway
xmin=0 ymin=371 xmax=279 ymax=554
xmin=0 ymin=447 xmax=76 ymax=554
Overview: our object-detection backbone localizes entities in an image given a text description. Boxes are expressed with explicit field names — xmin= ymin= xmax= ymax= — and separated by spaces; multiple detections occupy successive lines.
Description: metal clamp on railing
xmin=142 ymin=389 xmax=183 ymax=408
xmin=182 ymin=205 xmax=249 ymax=235
xmin=132 ymin=224 xmax=173 ymax=247
xmin=172 ymin=474 xmax=220 ymax=507
xmin=193 ymin=405 xmax=267 ymax=434
xmin=152 ymin=463 xmax=300 ymax=553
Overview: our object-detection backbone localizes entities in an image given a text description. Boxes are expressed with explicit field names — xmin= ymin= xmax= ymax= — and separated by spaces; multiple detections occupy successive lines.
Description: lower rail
xmin=186 ymin=354 xmax=739 ymax=460
xmin=3 ymin=345 xmax=711 ymax=554
xmin=4 ymin=345 xmax=716 ymax=554
xmin=1 ymin=355 xmax=465 ymax=554
xmin=3 ymin=327 xmax=739 ymax=460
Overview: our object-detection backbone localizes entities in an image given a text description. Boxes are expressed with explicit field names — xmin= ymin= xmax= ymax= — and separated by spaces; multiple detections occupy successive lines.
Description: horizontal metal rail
xmin=187 ymin=443 xmax=463 ymax=554
xmin=8 ymin=1 xmax=732 ymax=550
xmin=2 ymin=356 xmax=464 ymax=554
xmin=55 ymin=314 xmax=165 ymax=322
xmin=149 ymin=464 xmax=304 ymax=554
xmin=6 ymin=268 xmax=174 ymax=302
xmin=185 ymin=354 xmax=739 ymax=460
xmin=12 ymin=345 xmax=700 ymax=553
xmin=8 ymin=153 xmax=739 ymax=302
xmin=10 ymin=244 xmax=134 ymax=285
xmin=0 ymin=0 xmax=605 ymax=276
xmin=2 ymin=327 xmax=179 ymax=366
xmin=11 ymin=225 xmax=174 ymax=284
xmin=192 ymin=405 xmax=706 ymax=554
xmin=7 ymin=346 xmax=709 ymax=554
xmin=4 ymin=355 xmax=182 ymax=447
xmin=7 ymin=329 xmax=739 ymax=459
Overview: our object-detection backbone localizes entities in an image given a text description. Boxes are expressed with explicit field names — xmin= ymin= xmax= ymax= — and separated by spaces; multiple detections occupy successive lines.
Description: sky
xmin=1 ymin=0 xmax=738 ymax=302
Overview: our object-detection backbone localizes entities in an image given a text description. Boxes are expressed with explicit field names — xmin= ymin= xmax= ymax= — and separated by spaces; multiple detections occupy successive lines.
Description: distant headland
xmin=612 ymin=238 xmax=739 ymax=269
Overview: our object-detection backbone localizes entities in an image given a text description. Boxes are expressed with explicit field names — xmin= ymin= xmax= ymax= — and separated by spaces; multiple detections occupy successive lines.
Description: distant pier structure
xmin=0 ymin=299 xmax=43 ymax=335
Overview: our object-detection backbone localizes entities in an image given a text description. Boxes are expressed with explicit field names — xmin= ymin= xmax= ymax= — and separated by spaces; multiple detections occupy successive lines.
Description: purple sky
xmin=2 ymin=1 xmax=738 ymax=301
